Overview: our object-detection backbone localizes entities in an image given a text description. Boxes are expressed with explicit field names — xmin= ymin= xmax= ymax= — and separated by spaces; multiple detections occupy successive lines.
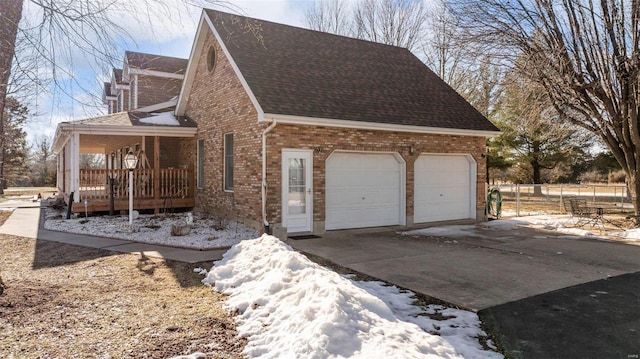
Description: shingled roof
xmin=59 ymin=112 xmax=197 ymax=128
xmin=125 ymin=51 xmax=189 ymax=74
xmin=204 ymin=10 xmax=499 ymax=133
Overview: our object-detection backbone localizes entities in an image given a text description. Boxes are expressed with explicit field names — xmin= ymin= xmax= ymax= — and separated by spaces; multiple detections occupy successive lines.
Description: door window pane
xmin=288 ymin=158 xmax=305 ymax=214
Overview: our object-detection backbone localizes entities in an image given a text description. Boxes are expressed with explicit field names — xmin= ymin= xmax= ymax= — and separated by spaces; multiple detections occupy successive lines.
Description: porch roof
xmin=52 ymin=111 xmax=197 ymax=153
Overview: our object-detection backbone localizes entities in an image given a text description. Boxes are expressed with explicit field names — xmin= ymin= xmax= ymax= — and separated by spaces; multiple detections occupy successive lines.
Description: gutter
xmin=261 ymin=119 xmax=277 ymax=233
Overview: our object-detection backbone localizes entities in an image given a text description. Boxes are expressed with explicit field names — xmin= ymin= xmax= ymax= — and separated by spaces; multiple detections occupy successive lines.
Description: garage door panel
xmin=327 ymin=207 xmax=400 ymax=229
xmin=326 ymin=152 xmax=403 ymax=230
xmin=327 ymin=173 xmax=399 ymax=187
xmin=420 ymin=192 xmax=469 ymax=205
xmin=420 ymin=176 xmax=469 ymax=188
xmin=414 ymin=154 xmax=474 ymax=223
xmin=415 ymin=204 xmax=469 ymax=222
xmin=326 ymin=189 xmax=398 ymax=206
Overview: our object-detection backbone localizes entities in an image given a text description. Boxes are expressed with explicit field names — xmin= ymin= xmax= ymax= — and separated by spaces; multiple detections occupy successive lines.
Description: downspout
xmin=262 ymin=119 xmax=277 ymax=234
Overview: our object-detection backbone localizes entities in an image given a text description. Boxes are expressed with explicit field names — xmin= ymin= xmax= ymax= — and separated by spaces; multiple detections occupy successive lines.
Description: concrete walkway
xmin=0 ymin=205 xmax=226 ymax=264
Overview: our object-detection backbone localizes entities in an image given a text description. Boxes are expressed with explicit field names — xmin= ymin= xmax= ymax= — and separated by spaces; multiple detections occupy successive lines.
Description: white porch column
xmin=56 ymin=152 xmax=62 ymax=191
xmin=70 ymin=133 xmax=80 ymax=202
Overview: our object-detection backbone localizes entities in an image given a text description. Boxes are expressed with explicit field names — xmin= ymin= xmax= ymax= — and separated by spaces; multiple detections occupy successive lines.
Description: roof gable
xmin=203 ymin=10 xmax=499 ymax=133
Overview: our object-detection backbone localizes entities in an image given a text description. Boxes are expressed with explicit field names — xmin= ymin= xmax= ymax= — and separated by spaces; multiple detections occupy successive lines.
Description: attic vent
xmin=207 ymin=46 xmax=216 ymax=72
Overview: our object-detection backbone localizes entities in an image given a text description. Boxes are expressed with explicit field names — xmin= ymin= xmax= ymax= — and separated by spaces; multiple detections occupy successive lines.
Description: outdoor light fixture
xmin=124 ymin=151 xmax=138 ymax=170
xmin=124 ymin=151 xmax=139 ymax=226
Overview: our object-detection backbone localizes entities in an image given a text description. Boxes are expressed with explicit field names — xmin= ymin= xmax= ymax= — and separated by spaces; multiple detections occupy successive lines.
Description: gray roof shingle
xmin=61 ymin=112 xmax=197 ymax=128
xmin=206 ymin=10 xmax=499 ymax=132
xmin=125 ymin=51 xmax=189 ymax=74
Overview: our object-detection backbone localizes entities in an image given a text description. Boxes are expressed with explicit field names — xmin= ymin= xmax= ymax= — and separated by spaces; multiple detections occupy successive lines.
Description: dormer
xmin=102 ymin=82 xmax=117 ymax=114
xmin=111 ymin=68 xmax=130 ymax=112
xmin=122 ymin=51 xmax=188 ymax=111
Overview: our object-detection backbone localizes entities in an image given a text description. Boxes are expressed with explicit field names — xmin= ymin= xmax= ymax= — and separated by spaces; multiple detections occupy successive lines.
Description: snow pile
xmin=139 ymin=112 xmax=180 ymax=126
xmin=402 ymin=224 xmax=482 ymax=238
xmin=44 ymin=210 xmax=258 ymax=249
xmin=404 ymin=215 xmax=597 ymax=238
xmin=203 ymin=235 xmax=502 ymax=358
xmin=613 ymin=228 xmax=640 ymax=241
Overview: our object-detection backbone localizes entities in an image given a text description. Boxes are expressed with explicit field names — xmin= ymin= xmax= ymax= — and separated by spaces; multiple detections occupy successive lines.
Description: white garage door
xmin=414 ymin=154 xmax=475 ymax=223
xmin=326 ymin=152 xmax=403 ymax=230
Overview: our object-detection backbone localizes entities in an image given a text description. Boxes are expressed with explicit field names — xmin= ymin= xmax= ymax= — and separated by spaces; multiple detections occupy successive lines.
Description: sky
xmin=20 ymin=0 xmax=317 ymax=146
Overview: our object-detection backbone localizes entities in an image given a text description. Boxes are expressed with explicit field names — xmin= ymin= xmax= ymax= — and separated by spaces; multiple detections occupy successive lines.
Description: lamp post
xmin=124 ymin=151 xmax=139 ymax=225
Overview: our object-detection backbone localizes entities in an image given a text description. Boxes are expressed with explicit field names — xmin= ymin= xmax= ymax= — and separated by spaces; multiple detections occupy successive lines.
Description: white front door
xmin=282 ymin=150 xmax=313 ymax=233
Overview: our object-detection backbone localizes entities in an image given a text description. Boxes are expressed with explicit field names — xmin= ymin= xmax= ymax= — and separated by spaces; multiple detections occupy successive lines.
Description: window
xmin=197 ymin=139 xmax=205 ymax=189
xmin=207 ymin=46 xmax=216 ymax=72
xmin=224 ymin=133 xmax=234 ymax=191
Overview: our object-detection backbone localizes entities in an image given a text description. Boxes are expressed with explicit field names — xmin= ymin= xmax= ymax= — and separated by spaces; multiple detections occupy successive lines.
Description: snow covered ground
xmin=403 ymin=214 xmax=640 ymax=243
xmin=43 ymin=208 xmax=259 ymax=249
xmin=184 ymin=235 xmax=503 ymax=359
xmin=37 ymin=205 xmax=640 ymax=357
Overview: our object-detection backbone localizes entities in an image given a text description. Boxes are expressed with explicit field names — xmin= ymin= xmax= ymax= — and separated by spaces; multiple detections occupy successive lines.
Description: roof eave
xmin=128 ymin=68 xmax=184 ymax=79
xmin=52 ymin=126 xmax=70 ymax=154
xmin=261 ymin=113 xmax=501 ymax=138
xmin=58 ymin=123 xmax=197 ymax=137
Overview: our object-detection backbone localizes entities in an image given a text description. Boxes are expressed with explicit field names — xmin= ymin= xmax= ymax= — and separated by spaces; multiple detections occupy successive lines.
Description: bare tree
xmin=305 ymin=0 xmax=428 ymax=52
xmin=451 ymin=0 xmax=640 ymax=216
xmin=29 ymin=135 xmax=56 ymax=187
xmin=422 ymin=0 xmax=468 ymax=90
xmin=305 ymin=0 xmax=352 ymax=36
xmin=79 ymin=153 xmax=105 ymax=170
xmin=353 ymin=0 xmax=428 ymax=52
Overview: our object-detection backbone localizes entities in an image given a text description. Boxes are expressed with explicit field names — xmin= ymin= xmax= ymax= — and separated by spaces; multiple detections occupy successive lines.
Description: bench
xmin=562 ymin=197 xmax=604 ymax=229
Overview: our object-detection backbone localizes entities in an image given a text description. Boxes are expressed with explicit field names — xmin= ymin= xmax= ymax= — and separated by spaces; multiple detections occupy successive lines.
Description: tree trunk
xmin=626 ymin=172 xmax=640 ymax=221
xmin=532 ymin=161 xmax=543 ymax=196
xmin=0 ymin=0 xmax=24 ymax=195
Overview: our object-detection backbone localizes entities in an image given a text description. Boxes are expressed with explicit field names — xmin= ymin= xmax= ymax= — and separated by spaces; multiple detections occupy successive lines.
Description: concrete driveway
xmin=288 ymin=225 xmax=640 ymax=310
xmin=288 ymin=225 xmax=640 ymax=357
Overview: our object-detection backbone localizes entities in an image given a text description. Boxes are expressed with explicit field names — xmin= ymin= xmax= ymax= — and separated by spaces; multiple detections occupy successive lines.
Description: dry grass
xmin=1 ymin=187 xmax=57 ymax=198
xmin=0 ymin=210 xmax=12 ymax=226
xmin=499 ymin=201 xmax=638 ymax=237
xmin=0 ymin=235 xmax=245 ymax=358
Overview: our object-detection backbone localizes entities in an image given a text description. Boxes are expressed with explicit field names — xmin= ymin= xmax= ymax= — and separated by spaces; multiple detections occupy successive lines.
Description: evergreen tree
xmin=493 ymin=72 xmax=592 ymax=191
xmin=1 ymin=97 xmax=29 ymax=189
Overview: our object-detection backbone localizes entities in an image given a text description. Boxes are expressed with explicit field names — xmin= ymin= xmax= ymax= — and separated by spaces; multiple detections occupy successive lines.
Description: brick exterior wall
xmin=264 ymin=125 xmax=487 ymax=229
xmin=184 ymin=27 xmax=266 ymax=229
xmin=185 ymin=26 xmax=488 ymax=232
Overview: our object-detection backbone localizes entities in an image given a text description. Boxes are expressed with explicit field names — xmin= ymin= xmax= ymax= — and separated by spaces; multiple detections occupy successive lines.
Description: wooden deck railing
xmin=79 ymin=168 xmax=192 ymax=201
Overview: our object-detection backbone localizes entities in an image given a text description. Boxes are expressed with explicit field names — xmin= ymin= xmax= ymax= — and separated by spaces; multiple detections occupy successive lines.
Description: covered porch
xmin=53 ymin=112 xmax=197 ymax=213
